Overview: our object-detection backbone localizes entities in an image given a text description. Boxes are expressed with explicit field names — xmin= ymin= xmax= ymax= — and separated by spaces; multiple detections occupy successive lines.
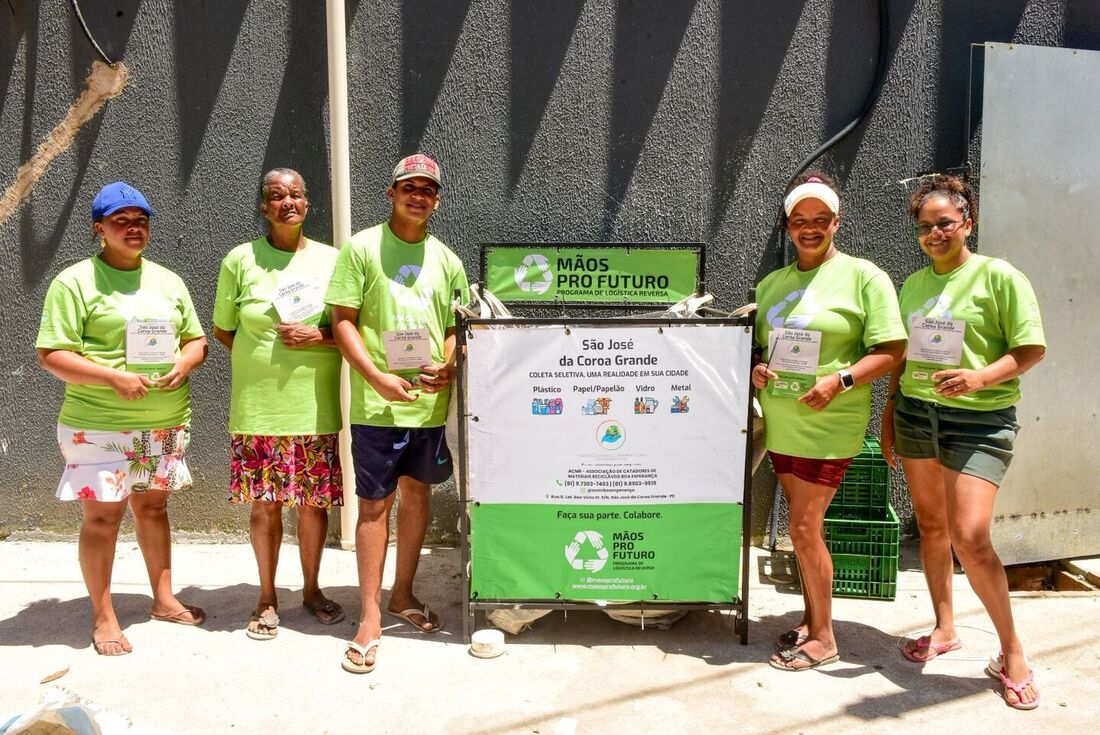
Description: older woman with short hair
xmin=213 ymin=168 xmax=344 ymax=640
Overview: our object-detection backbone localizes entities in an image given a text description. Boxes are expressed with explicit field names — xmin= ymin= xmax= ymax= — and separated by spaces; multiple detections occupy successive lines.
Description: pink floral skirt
xmin=56 ymin=424 xmax=191 ymax=502
xmin=228 ymin=433 xmax=343 ymax=508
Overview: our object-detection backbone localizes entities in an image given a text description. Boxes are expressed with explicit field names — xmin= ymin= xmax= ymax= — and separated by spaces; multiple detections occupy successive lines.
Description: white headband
xmin=783 ymin=182 xmax=840 ymax=216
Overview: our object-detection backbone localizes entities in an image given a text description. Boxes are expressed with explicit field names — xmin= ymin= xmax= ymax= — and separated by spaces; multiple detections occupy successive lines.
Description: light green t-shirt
xmin=35 ymin=256 xmax=204 ymax=431
xmin=898 ymin=254 xmax=1045 ymax=411
xmin=213 ymin=237 xmax=342 ymax=435
xmin=325 ymin=223 xmax=469 ymax=428
xmin=755 ymin=252 xmax=906 ymax=459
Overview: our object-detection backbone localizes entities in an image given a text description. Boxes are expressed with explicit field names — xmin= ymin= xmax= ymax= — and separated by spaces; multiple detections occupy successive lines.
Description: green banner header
xmin=481 ymin=245 xmax=701 ymax=304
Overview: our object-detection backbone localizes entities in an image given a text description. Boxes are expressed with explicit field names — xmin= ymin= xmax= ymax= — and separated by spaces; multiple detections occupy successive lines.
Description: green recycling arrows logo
xmin=514 ymin=253 xmax=554 ymax=294
xmin=565 ymin=530 xmax=609 ymax=572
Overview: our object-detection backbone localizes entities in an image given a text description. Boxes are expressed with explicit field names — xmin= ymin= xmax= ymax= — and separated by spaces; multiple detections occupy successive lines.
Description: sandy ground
xmin=0 ymin=540 xmax=1097 ymax=734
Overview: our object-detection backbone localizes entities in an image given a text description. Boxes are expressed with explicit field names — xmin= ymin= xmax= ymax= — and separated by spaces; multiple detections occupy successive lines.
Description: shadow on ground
xmin=492 ymin=607 xmax=752 ymax=667
xmin=0 ymin=548 xmax=468 ymax=649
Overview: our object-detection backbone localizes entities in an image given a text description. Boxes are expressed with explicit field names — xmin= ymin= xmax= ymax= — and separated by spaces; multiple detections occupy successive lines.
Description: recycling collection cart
xmin=455 ymin=244 xmax=755 ymax=643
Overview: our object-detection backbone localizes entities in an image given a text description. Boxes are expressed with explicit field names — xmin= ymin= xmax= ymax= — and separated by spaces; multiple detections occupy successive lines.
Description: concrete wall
xmin=2 ymin=0 xmax=1098 ymax=541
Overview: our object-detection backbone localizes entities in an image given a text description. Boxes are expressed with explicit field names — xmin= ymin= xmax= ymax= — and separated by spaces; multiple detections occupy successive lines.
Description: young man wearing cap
xmin=327 ymin=154 xmax=468 ymax=674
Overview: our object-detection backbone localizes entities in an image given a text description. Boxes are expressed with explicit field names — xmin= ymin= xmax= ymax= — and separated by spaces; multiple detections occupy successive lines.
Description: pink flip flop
xmin=901 ymin=635 xmax=962 ymax=662
xmin=996 ymin=666 xmax=1040 ymax=710
xmin=986 ymin=652 xmax=1040 ymax=710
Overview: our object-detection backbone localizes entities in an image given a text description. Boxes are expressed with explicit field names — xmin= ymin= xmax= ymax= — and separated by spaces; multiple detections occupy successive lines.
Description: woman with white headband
xmin=753 ymin=172 xmax=906 ymax=671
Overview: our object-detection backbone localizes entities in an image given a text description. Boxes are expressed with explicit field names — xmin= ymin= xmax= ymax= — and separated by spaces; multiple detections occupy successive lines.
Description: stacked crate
xmin=825 ymin=437 xmax=899 ymax=600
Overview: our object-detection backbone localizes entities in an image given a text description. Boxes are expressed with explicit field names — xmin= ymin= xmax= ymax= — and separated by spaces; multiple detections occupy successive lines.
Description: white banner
xmin=466 ymin=324 xmax=752 ymax=504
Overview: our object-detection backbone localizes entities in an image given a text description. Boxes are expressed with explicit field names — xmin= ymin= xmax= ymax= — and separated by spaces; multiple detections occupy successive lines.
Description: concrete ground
xmin=0 ymin=539 xmax=1097 ymax=735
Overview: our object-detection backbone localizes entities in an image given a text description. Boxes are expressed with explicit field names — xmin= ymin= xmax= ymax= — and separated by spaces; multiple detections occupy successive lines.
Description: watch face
xmin=841 ymin=372 xmax=855 ymax=389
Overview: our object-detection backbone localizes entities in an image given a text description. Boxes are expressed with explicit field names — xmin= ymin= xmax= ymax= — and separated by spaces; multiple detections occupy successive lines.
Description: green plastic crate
xmin=824 ymin=504 xmax=899 ymax=545
xmin=825 ymin=503 xmax=899 ymax=600
xmin=831 ymin=436 xmax=890 ymax=512
xmin=831 ymin=553 xmax=898 ymax=600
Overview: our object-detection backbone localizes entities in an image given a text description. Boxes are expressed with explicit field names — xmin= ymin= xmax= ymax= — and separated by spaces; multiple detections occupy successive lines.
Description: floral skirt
xmin=229 ymin=433 xmax=343 ymax=508
xmin=56 ymin=424 xmax=192 ymax=502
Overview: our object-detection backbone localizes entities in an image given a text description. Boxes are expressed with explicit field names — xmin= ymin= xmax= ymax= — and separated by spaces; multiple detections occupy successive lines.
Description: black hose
xmin=69 ymin=0 xmax=116 ymax=66
xmin=776 ymin=0 xmax=890 ymax=263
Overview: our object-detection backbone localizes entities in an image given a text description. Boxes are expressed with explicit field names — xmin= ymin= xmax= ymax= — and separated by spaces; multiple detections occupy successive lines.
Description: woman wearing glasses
xmin=754 ymin=172 xmax=906 ymax=671
xmin=882 ymin=174 xmax=1045 ymax=709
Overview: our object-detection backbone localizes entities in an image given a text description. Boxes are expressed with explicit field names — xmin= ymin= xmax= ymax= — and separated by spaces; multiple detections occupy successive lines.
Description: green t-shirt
xmin=898 ymin=254 xmax=1045 ymax=411
xmin=213 ymin=237 xmax=342 ymax=435
xmin=324 ymin=223 xmax=469 ymax=428
xmin=35 ymin=256 xmax=204 ymax=431
xmin=755 ymin=252 xmax=906 ymax=459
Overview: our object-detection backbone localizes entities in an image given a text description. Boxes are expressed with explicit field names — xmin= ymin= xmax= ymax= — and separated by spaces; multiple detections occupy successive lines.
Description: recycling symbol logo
xmin=392 ymin=263 xmax=420 ymax=287
xmin=766 ymin=287 xmax=819 ymax=330
xmin=564 ymin=530 xmax=609 ymax=572
xmin=514 ymin=253 xmax=554 ymax=294
xmin=389 ymin=263 xmax=432 ymax=309
xmin=911 ymin=294 xmax=953 ymax=321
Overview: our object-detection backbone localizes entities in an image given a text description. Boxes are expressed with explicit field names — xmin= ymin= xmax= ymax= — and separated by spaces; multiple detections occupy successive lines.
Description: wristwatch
xmin=837 ymin=369 xmax=855 ymax=392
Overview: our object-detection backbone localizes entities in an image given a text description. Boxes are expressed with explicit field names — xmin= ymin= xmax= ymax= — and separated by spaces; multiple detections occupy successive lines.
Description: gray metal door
xmin=979 ymin=42 xmax=1100 ymax=564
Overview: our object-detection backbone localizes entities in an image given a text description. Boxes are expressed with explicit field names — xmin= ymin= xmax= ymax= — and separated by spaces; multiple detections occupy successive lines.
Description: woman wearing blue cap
xmin=35 ymin=182 xmax=209 ymax=656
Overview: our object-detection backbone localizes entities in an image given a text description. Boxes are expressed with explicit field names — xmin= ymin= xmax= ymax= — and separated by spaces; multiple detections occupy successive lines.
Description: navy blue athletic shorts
xmin=349 ymin=425 xmax=453 ymax=500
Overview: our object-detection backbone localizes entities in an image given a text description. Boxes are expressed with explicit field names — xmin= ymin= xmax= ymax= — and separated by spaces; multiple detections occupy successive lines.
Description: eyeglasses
xmin=914 ymin=219 xmax=966 ymax=237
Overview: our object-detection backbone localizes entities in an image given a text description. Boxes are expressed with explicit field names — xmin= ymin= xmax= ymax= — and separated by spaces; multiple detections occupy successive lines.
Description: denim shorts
xmin=891 ymin=392 xmax=1020 ymax=486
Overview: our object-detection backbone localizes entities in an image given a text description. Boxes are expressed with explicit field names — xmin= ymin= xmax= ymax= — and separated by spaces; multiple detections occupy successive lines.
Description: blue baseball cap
xmin=91 ymin=182 xmax=153 ymax=220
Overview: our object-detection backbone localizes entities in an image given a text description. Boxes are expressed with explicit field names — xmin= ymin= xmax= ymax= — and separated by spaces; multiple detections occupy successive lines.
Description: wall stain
xmin=0 ymin=61 xmax=128 ymax=228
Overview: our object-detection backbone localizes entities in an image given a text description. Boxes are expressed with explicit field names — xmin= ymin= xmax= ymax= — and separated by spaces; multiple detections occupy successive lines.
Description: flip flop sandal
xmin=996 ymin=666 xmax=1040 ymax=710
xmin=245 ymin=608 xmax=280 ymax=641
xmin=342 ymin=639 xmax=380 ymax=674
xmin=775 ymin=629 xmax=808 ymax=652
xmin=92 ymin=636 xmax=131 ymax=656
xmin=150 ymin=604 xmax=206 ymax=626
xmin=901 ymin=635 xmax=963 ymax=662
xmin=768 ymin=647 xmax=840 ymax=672
xmin=304 ymin=600 xmax=345 ymax=625
xmin=387 ymin=605 xmax=443 ymax=633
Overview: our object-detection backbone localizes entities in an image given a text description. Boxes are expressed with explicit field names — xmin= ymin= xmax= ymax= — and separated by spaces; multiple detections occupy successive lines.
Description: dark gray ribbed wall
xmin=2 ymin=0 xmax=1097 ymax=540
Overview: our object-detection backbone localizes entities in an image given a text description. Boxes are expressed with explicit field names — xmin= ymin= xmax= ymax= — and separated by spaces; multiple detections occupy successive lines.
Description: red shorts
xmin=767 ymin=452 xmax=853 ymax=489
